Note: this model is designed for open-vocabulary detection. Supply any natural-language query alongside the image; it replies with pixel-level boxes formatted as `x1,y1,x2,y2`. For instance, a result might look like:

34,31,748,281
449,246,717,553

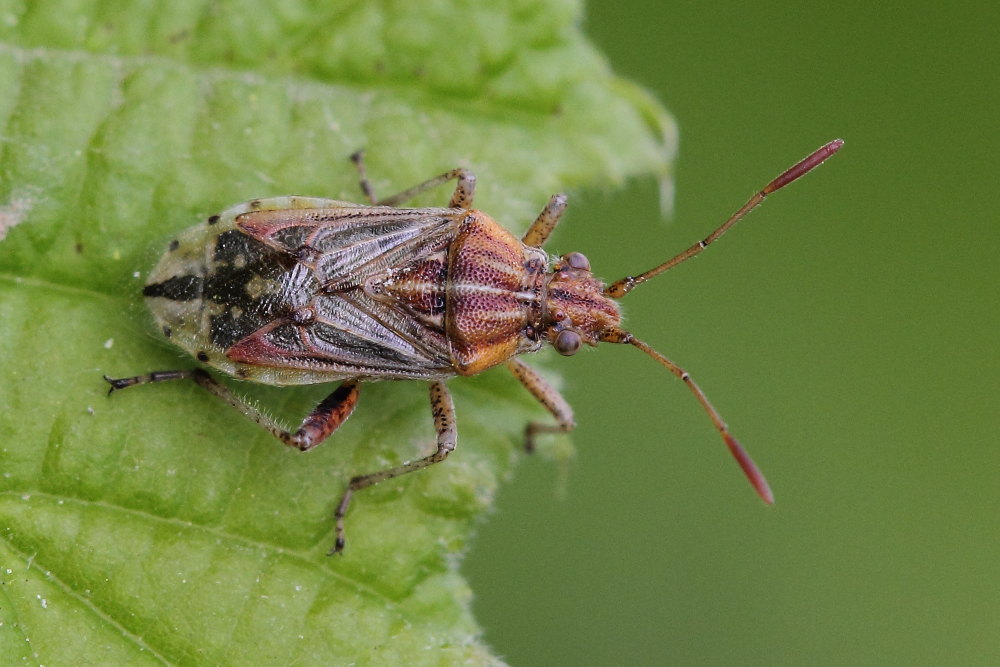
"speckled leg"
521,193,568,248
350,150,476,209
350,150,378,204
506,358,576,452
332,380,456,554
103,370,194,391
105,370,360,452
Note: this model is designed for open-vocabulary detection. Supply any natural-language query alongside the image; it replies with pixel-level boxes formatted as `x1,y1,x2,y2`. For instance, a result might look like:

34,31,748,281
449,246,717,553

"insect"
105,140,843,553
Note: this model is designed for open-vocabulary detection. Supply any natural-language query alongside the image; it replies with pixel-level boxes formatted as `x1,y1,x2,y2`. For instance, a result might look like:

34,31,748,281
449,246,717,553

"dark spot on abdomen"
144,275,204,301
205,229,301,350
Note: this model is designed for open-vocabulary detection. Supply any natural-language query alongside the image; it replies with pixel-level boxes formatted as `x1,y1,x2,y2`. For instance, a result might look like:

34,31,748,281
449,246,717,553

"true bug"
105,140,843,553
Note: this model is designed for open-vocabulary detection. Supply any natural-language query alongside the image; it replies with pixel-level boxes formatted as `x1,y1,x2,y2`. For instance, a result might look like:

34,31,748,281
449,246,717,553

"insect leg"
506,358,576,452
104,370,195,393
348,151,476,209
332,380,456,554
521,193,568,248
192,371,360,451
105,370,360,452
349,150,378,204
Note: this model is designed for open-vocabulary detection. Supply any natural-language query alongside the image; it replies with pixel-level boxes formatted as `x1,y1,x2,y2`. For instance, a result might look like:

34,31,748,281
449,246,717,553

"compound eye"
554,329,583,356
563,252,590,271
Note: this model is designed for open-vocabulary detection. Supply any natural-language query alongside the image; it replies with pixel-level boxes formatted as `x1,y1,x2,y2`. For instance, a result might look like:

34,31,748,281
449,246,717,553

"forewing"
226,290,453,380
225,201,460,380
236,204,461,290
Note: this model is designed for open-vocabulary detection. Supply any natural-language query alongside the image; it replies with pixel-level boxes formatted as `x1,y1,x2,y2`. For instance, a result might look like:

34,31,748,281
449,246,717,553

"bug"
105,139,843,553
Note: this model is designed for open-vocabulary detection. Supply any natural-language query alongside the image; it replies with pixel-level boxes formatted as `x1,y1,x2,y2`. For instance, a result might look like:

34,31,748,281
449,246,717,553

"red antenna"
606,139,844,299
602,140,844,503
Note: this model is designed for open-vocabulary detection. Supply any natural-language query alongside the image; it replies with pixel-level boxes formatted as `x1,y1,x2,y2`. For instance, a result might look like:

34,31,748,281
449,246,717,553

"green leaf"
0,1,674,663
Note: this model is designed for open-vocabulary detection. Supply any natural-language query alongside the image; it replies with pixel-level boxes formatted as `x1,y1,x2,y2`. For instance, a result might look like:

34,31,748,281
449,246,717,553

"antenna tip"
764,138,845,194
723,433,775,505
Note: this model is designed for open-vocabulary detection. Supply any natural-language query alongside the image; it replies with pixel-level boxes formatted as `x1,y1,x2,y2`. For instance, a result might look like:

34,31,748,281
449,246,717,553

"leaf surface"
0,1,674,663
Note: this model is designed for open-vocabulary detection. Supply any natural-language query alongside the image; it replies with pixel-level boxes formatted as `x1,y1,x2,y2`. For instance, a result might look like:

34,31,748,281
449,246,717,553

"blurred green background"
465,1,1000,664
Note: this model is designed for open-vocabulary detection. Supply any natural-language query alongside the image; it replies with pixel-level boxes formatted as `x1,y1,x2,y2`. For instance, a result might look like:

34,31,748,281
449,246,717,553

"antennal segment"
601,327,775,504
605,139,844,299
